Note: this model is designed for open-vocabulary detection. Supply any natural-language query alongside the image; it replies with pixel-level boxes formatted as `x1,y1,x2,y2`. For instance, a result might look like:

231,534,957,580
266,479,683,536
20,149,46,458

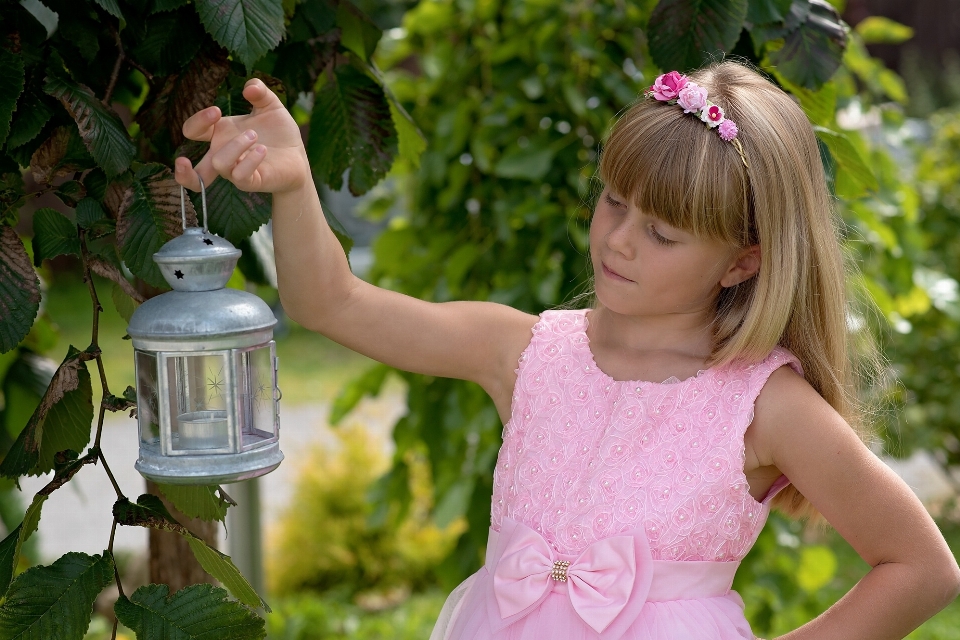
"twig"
99,448,124,499
103,26,125,105
108,519,125,640
127,58,154,84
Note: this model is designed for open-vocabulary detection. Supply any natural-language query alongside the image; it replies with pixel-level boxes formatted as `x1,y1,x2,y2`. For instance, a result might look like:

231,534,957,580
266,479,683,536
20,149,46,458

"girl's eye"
649,225,677,246
604,193,626,208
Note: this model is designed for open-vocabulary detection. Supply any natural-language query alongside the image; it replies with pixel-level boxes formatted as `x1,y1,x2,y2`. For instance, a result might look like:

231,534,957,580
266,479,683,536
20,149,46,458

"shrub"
268,423,465,601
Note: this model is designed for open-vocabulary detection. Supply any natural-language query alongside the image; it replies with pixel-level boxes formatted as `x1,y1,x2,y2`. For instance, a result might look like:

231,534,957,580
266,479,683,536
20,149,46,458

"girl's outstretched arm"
175,79,535,418
749,367,960,640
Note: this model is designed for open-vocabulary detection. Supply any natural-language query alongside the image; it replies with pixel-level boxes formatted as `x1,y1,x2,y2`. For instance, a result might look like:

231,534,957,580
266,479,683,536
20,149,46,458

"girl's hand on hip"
174,78,309,195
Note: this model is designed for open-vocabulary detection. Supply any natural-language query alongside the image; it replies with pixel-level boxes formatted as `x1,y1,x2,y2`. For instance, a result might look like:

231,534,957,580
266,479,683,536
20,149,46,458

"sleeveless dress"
430,310,803,640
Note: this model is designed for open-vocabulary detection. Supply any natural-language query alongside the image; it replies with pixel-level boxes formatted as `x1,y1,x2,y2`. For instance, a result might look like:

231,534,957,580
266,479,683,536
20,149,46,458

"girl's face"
589,188,752,322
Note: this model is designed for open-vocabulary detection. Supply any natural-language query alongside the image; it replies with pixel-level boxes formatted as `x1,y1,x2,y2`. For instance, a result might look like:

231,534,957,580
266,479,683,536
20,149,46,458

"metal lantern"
128,180,282,484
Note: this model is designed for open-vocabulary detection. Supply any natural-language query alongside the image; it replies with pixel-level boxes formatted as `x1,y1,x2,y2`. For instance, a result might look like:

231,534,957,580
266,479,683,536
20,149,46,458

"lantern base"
135,441,284,485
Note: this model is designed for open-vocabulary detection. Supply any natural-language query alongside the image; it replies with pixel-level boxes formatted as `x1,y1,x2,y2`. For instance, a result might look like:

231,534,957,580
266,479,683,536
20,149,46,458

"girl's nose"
606,219,636,259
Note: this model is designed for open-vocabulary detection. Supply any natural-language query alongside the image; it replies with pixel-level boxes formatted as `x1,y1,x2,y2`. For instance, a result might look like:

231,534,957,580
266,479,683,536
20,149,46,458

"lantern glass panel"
136,351,160,446
166,353,231,452
239,343,277,450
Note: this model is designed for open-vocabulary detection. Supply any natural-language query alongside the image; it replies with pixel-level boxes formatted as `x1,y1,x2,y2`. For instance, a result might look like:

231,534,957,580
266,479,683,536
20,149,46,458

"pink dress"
430,310,802,640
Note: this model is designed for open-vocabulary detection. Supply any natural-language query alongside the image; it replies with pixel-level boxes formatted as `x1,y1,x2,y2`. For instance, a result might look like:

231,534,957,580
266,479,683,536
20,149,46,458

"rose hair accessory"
645,71,749,168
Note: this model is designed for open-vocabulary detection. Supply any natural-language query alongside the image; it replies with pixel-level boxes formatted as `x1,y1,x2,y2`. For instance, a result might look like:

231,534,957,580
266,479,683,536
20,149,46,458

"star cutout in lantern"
203,238,214,245
174,270,184,279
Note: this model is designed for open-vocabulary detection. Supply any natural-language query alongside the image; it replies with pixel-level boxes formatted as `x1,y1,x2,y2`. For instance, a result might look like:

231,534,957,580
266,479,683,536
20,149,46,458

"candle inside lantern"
177,410,229,450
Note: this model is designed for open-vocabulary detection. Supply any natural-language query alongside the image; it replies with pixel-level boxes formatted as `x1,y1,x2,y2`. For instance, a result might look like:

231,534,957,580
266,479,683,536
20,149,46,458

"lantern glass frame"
133,341,279,458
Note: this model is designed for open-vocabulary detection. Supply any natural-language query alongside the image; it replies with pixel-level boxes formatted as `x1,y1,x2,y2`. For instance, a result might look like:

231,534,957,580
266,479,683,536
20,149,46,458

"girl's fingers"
231,145,267,189
174,157,203,191
209,129,259,177
243,78,283,112
181,106,221,142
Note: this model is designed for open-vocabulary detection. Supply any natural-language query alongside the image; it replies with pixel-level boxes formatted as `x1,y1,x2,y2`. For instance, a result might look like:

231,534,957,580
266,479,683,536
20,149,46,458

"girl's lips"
602,262,633,282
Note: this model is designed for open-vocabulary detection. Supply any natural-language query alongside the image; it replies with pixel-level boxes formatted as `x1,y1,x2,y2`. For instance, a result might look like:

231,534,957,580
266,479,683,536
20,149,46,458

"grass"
40,270,375,407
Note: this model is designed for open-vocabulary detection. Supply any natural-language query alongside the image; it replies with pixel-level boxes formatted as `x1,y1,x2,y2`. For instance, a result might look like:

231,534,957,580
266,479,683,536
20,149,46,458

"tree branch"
103,26,125,105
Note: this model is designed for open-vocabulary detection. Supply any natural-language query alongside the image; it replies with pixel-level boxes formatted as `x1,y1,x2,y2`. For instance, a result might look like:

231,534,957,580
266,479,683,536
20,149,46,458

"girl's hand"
174,78,309,195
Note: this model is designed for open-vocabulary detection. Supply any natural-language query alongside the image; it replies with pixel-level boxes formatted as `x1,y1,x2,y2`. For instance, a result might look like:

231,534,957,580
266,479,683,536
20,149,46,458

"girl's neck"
587,304,716,363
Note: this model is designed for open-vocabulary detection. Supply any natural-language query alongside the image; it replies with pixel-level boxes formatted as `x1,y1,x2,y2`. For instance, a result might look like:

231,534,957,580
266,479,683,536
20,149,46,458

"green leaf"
185,538,267,610
814,127,877,195
0,492,49,597
746,0,792,24
329,363,390,425
647,0,749,72
156,484,231,522
53,180,86,209
388,95,426,169
854,16,913,45
493,142,555,181
768,0,847,90
113,494,187,534
0,48,25,147
115,583,265,640
129,6,204,77
118,164,195,288
110,283,139,324
0,225,41,354
5,88,54,150
31,208,79,267
75,198,106,230
0,524,20,597
308,63,398,196
188,177,272,246
335,1,381,63
0,346,93,478
193,0,285,69
0,551,114,640
43,75,135,178
92,0,123,19
33,361,92,476
776,75,837,126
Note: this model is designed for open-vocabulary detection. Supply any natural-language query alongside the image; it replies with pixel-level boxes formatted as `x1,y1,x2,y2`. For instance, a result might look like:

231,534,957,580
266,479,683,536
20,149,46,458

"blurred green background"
11,0,959,637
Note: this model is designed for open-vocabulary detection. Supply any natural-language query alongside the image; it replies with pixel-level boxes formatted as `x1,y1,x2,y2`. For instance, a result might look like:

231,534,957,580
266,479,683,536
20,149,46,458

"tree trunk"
146,481,219,590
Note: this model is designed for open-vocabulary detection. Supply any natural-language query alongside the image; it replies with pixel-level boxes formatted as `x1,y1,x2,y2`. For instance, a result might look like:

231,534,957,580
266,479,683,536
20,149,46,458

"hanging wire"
179,175,210,233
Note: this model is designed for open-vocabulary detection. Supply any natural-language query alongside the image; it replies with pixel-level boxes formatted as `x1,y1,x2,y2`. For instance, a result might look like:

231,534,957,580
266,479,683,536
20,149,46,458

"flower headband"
644,71,749,168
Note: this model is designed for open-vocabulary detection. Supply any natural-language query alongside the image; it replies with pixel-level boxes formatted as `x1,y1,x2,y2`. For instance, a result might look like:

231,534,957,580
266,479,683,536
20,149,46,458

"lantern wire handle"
179,185,187,231
198,174,209,233
178,176,210,233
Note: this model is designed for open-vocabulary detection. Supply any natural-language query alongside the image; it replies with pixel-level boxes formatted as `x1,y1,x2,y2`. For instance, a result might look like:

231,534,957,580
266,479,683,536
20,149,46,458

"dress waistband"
484,518,740,640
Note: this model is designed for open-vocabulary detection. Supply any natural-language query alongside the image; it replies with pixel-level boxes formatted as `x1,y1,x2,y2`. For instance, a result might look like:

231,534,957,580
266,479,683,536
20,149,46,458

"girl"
175,61,960,639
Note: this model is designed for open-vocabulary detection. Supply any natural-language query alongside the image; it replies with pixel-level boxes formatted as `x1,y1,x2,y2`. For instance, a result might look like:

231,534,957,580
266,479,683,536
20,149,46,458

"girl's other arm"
175,79,535,413
750,367,960,640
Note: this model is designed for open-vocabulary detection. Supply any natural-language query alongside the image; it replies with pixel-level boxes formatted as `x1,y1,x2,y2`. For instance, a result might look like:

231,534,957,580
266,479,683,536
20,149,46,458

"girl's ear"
720,244,761,288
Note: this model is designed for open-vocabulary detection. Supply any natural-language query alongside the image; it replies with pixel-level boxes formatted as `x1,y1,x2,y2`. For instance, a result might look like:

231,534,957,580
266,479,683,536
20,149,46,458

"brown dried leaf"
138,49,230,149
0,225,41,353
88,257,145,303
30,127,76,184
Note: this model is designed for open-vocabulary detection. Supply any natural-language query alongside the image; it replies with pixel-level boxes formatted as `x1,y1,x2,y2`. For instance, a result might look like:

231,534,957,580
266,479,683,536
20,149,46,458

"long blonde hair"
598,61,874,520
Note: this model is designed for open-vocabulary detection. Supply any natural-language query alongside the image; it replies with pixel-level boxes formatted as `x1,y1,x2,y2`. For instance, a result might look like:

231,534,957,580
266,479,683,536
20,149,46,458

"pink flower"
651,71,688,101
718,119,738,141
699,103,724,128
677,82,708,113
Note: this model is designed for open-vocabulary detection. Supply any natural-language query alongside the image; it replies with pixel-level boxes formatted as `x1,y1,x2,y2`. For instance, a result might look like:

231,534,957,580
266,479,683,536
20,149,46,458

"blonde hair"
598,61,875,520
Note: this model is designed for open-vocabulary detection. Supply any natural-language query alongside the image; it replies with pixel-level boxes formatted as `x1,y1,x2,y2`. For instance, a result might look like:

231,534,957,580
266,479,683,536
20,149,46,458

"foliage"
265,590,444,640
882,106,960,465
268,424,464,599
0,0,412,637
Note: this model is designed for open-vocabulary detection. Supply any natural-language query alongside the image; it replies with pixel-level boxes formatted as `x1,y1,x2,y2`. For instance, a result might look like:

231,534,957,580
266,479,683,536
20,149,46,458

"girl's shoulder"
724,346,804,407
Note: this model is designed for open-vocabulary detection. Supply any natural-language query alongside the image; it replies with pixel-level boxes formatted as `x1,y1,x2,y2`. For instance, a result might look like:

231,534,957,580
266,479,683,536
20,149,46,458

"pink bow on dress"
490,518,654,638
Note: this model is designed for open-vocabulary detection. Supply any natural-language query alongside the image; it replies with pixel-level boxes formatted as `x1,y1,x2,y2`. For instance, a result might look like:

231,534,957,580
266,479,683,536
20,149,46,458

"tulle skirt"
430,520,756,640
430,568,755,640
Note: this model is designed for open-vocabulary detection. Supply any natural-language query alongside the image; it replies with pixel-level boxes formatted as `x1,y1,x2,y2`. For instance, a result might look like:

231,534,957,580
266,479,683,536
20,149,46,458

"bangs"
598,98,753,246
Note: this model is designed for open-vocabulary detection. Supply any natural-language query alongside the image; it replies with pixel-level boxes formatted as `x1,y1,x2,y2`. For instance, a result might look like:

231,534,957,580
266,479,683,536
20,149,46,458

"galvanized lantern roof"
127,182,277,351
